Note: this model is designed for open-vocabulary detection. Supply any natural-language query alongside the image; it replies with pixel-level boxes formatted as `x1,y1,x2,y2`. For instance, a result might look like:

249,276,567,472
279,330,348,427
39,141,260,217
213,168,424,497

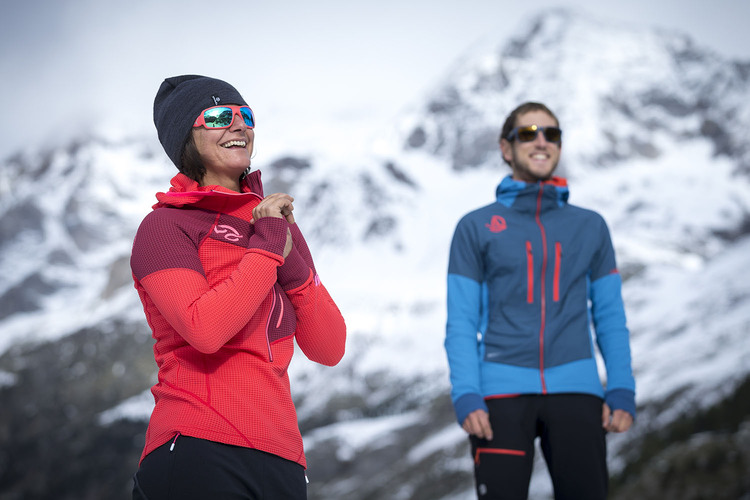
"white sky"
2,0,749,161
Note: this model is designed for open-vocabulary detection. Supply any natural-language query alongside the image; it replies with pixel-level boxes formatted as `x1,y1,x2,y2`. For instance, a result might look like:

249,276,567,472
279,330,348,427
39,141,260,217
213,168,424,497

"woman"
130,75,346,499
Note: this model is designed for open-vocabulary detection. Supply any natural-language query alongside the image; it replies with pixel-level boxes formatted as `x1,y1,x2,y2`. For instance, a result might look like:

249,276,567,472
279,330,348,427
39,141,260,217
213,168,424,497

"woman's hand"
252,193,295,258
253,193,295,223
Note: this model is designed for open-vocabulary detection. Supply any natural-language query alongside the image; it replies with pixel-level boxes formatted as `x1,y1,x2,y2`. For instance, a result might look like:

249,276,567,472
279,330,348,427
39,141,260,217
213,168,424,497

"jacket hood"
496,175,569,211
153,170,265,210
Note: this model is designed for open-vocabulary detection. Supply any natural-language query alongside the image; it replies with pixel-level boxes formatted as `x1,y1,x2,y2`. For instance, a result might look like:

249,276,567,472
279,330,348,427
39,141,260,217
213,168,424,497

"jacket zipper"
553,242,561,302
534,187,548,394
169,432,181,452
525,241,534,303
276,290,284,328
265,291,277,362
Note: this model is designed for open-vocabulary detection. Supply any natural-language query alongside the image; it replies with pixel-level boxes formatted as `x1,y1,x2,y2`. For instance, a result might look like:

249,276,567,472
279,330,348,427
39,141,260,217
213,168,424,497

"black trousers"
132,435,307,500
469,394,608,500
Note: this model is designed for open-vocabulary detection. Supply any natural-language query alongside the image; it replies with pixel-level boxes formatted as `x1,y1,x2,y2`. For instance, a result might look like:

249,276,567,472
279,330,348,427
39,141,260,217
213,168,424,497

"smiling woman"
129,75,347,500
188,107,255,191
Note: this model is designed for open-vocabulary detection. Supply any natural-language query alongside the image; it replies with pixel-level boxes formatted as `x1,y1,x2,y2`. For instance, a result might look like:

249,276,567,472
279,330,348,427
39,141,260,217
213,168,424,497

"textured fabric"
445,175,635,426
153,75,248,169
131,170,346,468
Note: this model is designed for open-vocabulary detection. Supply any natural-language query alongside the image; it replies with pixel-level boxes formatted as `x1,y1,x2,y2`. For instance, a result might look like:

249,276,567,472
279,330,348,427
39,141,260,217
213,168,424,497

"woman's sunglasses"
506,125,562,143
193,105,255,129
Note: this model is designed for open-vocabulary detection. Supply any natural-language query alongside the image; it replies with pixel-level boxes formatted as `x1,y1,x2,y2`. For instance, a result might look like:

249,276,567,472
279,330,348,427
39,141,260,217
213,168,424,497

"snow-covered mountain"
1,9,749,499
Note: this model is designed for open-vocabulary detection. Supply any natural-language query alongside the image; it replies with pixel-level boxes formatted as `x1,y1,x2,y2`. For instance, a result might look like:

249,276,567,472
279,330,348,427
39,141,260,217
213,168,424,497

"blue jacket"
445,175,635,425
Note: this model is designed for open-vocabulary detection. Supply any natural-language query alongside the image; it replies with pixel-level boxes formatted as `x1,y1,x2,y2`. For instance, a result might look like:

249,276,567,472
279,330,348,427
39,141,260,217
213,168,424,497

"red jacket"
130,171,346,468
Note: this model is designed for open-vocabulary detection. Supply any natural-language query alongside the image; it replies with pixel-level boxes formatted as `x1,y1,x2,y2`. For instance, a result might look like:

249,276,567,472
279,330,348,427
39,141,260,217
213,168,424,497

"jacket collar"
495,175,570,213
153,170,265,209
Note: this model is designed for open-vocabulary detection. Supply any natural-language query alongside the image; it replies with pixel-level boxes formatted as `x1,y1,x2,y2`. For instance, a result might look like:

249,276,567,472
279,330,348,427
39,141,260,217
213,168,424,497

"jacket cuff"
248,217,287,257
453,393,488,426
605,388,636,419
276,246,311,291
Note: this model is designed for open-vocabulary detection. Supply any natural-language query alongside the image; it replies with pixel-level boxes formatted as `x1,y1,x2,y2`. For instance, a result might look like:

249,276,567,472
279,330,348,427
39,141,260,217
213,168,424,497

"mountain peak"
396,9,750,175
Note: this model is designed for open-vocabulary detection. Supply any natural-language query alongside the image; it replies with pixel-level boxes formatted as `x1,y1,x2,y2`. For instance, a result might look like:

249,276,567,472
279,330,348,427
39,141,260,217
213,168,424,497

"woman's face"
192,110,255,189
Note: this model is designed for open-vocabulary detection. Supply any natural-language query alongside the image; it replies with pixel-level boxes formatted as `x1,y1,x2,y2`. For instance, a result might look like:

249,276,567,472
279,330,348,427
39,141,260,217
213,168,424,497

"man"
445,102,635,499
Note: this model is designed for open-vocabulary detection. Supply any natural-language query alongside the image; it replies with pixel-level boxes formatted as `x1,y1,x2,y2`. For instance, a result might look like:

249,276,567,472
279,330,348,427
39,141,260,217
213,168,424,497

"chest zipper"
553,242,562,302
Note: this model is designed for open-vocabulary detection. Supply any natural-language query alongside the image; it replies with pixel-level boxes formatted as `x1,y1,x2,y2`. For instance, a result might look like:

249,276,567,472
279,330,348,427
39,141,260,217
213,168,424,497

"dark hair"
500,102,559,143
179,133,206,182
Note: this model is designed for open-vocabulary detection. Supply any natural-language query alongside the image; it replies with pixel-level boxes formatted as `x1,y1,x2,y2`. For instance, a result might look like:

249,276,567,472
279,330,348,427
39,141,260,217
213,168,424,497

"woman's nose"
230,112,247,130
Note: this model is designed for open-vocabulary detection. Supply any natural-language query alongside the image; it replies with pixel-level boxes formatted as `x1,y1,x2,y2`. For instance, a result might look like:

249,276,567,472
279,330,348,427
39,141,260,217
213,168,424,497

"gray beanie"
153,75,248,169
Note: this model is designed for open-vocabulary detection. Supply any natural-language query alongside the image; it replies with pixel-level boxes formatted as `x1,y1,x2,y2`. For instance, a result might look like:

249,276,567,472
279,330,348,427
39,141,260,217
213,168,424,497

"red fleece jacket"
130,171,346,468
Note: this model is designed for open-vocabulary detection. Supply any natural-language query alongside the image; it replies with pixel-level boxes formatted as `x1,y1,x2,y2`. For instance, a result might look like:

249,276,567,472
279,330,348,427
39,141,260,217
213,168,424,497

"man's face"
500,110,561,183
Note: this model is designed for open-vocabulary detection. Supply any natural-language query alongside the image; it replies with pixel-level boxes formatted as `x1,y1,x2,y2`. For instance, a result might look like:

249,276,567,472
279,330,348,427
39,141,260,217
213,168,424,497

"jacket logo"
214,224,241,242
485,215,507,233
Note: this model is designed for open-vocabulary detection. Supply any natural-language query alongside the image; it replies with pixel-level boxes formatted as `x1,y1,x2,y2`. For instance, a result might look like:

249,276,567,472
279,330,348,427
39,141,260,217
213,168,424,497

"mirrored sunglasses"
507,125,562,143
193,105,255,129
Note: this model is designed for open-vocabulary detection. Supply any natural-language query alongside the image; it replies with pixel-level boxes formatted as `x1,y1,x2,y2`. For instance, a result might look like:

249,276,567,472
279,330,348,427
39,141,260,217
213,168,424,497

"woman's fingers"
252,193,295,220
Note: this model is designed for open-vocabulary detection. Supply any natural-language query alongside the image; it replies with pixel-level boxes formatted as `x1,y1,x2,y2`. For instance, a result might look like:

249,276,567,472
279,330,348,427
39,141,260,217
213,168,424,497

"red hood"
153,170,265,210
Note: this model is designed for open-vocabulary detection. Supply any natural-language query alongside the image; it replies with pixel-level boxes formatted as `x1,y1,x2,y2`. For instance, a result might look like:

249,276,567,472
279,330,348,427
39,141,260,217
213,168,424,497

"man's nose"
533,130,549,145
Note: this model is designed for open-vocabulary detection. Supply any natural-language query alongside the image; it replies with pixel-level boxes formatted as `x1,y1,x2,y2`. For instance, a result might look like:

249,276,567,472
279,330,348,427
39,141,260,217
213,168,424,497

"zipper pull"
169,432,180,452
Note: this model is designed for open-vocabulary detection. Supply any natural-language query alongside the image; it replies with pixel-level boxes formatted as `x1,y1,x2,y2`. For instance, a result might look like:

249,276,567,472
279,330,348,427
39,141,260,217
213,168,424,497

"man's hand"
602,404,633,433
462,409,493,440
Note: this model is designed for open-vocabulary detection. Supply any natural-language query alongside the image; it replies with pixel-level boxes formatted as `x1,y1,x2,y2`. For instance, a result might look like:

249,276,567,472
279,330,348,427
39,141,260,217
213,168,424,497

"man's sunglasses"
193,105,255,129
506,125,562,143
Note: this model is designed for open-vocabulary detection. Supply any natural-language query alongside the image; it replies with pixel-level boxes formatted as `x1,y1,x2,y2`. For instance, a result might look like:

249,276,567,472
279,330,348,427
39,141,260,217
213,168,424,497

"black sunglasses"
506,125,562,143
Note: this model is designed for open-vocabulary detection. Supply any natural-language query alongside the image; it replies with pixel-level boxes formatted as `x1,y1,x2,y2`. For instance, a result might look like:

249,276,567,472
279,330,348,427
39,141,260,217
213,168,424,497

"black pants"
132,435,307,499
469,394,608,500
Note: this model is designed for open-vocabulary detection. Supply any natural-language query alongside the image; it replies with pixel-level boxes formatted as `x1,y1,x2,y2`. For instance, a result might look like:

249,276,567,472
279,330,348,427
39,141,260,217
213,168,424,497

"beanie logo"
212,95,221,105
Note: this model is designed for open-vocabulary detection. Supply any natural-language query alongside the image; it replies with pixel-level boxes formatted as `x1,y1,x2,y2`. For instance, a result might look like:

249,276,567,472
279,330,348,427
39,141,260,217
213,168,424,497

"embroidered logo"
485,215,507,233
214,224,241,242
212,95,221,105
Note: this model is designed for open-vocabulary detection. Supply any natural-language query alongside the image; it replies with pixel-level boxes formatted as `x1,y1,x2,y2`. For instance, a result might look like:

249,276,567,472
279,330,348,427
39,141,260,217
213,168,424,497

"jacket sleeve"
278,223,346,366
131,213,287,354
589,216,636,418
445,216,488,425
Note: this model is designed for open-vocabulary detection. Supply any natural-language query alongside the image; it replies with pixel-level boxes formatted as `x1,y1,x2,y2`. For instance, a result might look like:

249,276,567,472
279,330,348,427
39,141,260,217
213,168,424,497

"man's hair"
499,102,560,143
180,133,207,182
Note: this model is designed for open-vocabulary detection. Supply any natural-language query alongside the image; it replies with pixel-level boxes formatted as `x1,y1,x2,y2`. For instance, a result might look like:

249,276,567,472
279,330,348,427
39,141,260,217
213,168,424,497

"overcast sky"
2,0,749,161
